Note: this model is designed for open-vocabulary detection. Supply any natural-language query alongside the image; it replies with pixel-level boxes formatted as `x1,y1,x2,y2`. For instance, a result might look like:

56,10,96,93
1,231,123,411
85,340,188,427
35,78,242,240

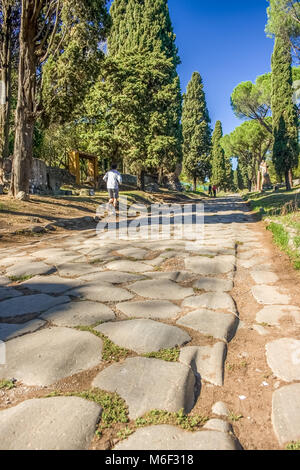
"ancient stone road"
0,196,300,450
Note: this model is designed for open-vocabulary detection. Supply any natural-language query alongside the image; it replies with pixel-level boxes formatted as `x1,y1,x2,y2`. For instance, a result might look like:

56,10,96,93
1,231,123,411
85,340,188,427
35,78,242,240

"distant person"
208,184,212,197
213,185,217,198
103,163,122,210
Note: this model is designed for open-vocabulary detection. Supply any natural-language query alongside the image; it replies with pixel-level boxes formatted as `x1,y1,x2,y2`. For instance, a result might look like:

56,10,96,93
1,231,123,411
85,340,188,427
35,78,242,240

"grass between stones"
267,222,300,270
286,441,300,450
0,380,16,390
142,347,180,362
75,325,131,362
134,409,209,431
8,274,34,283
228,411,244,422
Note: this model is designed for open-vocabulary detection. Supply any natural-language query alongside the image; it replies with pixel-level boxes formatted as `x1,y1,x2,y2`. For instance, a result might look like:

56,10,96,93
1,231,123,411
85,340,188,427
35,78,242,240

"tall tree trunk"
193,176,197,192
289,169,293,189
158,167,164,186
285,169,291,191
11,2,37,198
0,3,12,185
137,169,145,191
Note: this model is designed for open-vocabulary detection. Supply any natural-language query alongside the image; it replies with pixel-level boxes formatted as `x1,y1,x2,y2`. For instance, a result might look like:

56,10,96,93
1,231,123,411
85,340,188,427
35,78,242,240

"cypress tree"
106,0,182,188
211,121,227,189
271,36,298,190
182,72,211,191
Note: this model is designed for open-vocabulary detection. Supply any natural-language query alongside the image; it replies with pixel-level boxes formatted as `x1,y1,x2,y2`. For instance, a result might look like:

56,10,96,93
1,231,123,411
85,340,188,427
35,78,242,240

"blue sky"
168,0,274,136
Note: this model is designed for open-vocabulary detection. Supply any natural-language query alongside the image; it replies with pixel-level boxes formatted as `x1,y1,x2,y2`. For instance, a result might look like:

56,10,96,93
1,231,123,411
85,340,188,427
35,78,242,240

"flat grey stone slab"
67,284,133,303
92,357,195,419
0,294,70,321
21,275,83,294
0,276,10,286
252,286,290,305
177,309,237,342
142,271,194,282
114,425,239,450
56,263,99,278
128,279,194,300
0,286,22,301
203,419,232,434
41,301,115,327
105,260,152,273
6,261,55,278
0,256,29,267
266,338,300,382
0,319,46,342
183,293,236,313
116,300,181,320
115,247,148,259
79,271,144,284
185,256,235,275
272,384,300,446
193,278,233,293
250,271,279,284
256,305,300,326
0,397,102,450
0,327,103,386
95,319,190,354
179,343,227,386
212,402,230,417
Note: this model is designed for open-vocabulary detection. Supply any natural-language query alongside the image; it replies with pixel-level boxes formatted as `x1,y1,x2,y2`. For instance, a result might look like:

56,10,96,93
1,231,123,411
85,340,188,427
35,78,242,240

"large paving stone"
115,247,148,259
0,294,70,322
116,300,181,320
256,305,300,326
114,425,240,450
0,319,46,342
0,276,10,286
179,343,227,386
128,279,194,300
0,286,22,301
250,271,279,285
182,293,236,313
56,263,99,278
177,309,238,342
6,261,55,278
105,260,152,273
185,256,235,275
41,301,115,327
0,327,103,386
92,357,195,419
79,271,144,284
272,384,300,446
266,338,300,382
142,271,195,282
21,275,83,294
193,278,233,293
252,286,290,305
66,283,134,303
0,397,102,450
95,319,190,354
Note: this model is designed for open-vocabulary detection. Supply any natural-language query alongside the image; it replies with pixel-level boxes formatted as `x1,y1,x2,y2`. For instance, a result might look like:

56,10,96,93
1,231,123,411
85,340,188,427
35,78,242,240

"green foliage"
211,121,227,189
75,326,131,362
0,380,16,390
142,347,180,362
286,441,300,450
99,0,182,177
271,36,299,184
182,72,212,187
135,409,208,431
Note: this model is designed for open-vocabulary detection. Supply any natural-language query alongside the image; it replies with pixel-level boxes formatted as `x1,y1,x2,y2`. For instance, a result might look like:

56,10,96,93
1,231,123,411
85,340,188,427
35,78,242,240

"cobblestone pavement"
0,196,299,450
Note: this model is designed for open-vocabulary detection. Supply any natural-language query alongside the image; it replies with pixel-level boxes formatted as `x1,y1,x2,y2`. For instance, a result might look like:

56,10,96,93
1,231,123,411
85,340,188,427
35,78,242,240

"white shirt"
103,170,122,189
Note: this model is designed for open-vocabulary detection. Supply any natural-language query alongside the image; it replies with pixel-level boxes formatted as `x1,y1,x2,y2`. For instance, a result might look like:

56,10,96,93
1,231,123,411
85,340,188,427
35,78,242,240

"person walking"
208,184,212,197
212,185,217,198
103,163,122,210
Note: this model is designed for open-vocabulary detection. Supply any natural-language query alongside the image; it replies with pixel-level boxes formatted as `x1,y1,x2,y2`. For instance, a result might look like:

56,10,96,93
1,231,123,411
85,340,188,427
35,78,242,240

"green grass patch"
8,274,34,283
0,380,16,390
135,409,209,432
244,188,299,216
143,348,180,362
267,222,300,270
286,441,300,450
228,411,243,422
75,326,131,362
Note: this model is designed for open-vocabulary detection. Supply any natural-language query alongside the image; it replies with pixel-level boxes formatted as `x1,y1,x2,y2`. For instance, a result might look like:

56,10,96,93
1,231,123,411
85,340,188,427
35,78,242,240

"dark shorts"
108,188,119,199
